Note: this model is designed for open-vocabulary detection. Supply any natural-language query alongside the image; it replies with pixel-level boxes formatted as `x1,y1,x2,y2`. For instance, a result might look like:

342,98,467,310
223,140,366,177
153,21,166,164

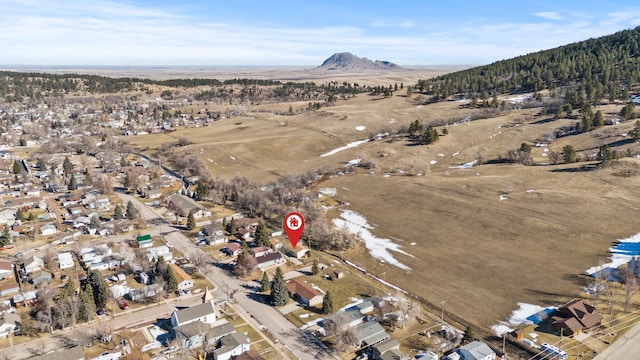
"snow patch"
389,119,396,124
318,188,337,197
449,160,478,169
452,151,460,157
355,126,366,131
320,139,369,157
333,210,413,271
499,195,508,201
410,242,417,245
586,231,640,275
438,153,444,157
491,303,549,336
229,155,236,161
347,158,362,166
430,160,438,165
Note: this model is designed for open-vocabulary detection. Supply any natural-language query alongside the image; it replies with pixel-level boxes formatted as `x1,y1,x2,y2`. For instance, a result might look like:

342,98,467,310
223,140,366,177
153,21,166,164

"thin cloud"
533,11,564,21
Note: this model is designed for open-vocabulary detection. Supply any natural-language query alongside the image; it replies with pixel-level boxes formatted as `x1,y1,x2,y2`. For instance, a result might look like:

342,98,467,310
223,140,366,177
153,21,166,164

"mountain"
319,52,399,70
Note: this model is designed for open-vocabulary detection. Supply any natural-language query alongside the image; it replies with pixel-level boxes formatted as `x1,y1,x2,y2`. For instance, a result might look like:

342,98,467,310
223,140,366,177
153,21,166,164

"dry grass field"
127,68,640,331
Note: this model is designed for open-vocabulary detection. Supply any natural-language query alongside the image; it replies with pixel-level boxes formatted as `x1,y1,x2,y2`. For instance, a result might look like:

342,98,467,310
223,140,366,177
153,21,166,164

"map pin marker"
283,212,304,248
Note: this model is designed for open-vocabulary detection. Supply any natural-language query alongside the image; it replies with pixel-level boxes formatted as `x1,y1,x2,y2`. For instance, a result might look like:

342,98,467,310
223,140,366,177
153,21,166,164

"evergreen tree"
563,145,577,163
463,325,475,342
37,158,47,171
633,120,640,142
79,285,96,321
594,110,604,128
125,200,137,220
63,156,73,176
260,271,271,292
89,215,100,229
186,210,196,230
226,218,237,234
12,160,21,174
68,175,78,190
311,259,320,275
16,208,25,221
113,204,124,219
164,265,178,293
0,226,9,246
87,270,108,309
269,267,289,306
519,143,532,154
321,291,334,314
254,221,270,247
28,212,36,221
59,280,76,300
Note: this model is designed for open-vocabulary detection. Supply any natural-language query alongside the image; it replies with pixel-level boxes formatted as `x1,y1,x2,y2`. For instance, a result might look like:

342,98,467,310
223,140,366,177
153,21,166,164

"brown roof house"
552,299,602,335
285,278,323,307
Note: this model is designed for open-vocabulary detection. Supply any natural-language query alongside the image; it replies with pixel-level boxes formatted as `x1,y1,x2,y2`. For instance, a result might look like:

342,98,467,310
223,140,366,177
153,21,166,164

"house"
444,341,496,360
0,281,20,296
236,350,265,360
353,322,389,347
146,245,173,262
128,284,162,302
22,255,44,274
333,270,344,280
12,290,37,307
0,208,15,226
223,243,242,257
370,338,401,360
167,194,211,218
0,312,20,337
58,252,75,270
250,246,272,258
286,247,310,259
174,319,235,350
145,189,162,199
285,278,323,307
89,348,122,360
335,308,365,328
170,299,216,328
552,299,602,335
213,332,251,360
136,234,153,248
31,272,52,286
169,263,194,291
40,224,57,236
255,252,285,270
31,346,84,360
0,260,14,280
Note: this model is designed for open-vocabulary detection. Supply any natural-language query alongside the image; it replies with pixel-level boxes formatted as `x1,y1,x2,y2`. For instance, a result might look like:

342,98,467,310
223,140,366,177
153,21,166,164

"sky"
2,0,640,66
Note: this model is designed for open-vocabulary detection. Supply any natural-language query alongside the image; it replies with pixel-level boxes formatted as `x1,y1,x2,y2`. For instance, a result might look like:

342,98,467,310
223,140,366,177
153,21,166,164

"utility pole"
441,301,446,326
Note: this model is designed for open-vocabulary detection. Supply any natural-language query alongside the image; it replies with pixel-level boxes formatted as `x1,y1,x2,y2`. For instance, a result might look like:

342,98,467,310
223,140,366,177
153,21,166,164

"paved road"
1,294,202,360
594,320,640,360
116,192,332,360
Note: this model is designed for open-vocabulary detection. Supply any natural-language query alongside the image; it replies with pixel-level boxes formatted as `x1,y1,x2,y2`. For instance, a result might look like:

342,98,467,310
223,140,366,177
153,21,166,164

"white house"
213,333,251,360
22,256,44,274
89,348,122,360
58,252,74,270
169,264,194,291
40,224,57,236
146,245,173,262
170,299,216,328
445,341,496,360
0,260,14,280
0,312,20,338
0,209,15,226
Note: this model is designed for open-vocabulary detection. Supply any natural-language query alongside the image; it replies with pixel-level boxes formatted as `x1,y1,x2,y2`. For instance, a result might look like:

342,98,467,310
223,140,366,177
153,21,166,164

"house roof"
255,252,283,265
460,340,495,360
168,194,203,214
285,278,322,302
217,332,250,352
174,300,215,325
380,349,404,360
58,252,74,264
236,350,265,360
0,260,13,272
225,243,241,252
0,281,20,292
210,321,236,340
353,321,389,345
250,246,271,256
175,320,210,338
373,337,400,354
554,299,602,332
0,312,20,327
169,263,192,285
32,346,84,360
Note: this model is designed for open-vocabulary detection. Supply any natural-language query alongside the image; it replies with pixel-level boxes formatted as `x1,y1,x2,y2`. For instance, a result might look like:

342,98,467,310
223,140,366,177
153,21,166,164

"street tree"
125,200,138,220
254,220,270,247
186,210,196,231
113,204,124,219
322,291,334,314
311,259,320,275
260,272,271,293
87,270,108,309
270,267,289,306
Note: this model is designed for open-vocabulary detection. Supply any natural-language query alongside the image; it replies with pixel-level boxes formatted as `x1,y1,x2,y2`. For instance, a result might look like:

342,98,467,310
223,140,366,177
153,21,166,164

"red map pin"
283,212,304,248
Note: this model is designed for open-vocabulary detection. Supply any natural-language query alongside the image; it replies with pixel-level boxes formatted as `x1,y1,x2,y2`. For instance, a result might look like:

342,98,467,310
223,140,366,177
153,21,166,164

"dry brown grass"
128,69,640,332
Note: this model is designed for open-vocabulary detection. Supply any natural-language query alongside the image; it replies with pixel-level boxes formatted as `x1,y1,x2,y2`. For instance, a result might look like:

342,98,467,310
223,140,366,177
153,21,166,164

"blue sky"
2,0,640,66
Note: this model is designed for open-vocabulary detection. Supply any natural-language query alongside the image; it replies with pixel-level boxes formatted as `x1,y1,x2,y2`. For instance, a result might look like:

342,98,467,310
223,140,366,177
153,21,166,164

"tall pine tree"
322,291,334,314
269,267,289,306
254,221,270,247
260,271,271,292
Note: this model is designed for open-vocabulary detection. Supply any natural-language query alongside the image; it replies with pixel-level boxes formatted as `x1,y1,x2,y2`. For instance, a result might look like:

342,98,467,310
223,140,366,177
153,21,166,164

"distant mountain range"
318,52,399,71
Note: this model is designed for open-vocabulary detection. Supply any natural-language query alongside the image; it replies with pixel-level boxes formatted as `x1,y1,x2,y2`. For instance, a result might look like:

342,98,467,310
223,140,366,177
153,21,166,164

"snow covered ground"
332,210,413,271
491,303,553,336
320,139,369,157
318,187,337,197
586,231,640,275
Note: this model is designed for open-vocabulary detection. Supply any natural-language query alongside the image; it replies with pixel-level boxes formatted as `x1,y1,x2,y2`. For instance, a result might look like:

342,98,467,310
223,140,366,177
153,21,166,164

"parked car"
97,308,105,316
120,301,129,310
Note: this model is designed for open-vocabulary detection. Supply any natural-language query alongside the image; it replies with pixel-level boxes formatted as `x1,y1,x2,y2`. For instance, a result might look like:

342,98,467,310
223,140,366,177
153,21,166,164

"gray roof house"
171,299,217,328
445,341,496,360
167,194,211,218
213,332,251,360
353,322,389,347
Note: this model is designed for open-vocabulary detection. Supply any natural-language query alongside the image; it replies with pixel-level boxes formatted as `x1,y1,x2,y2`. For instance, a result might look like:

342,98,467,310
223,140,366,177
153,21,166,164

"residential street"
594,320,640,360
116,192,333,360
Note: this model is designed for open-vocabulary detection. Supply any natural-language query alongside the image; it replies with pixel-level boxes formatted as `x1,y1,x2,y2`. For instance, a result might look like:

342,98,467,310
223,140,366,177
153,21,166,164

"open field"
123,68,640,333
